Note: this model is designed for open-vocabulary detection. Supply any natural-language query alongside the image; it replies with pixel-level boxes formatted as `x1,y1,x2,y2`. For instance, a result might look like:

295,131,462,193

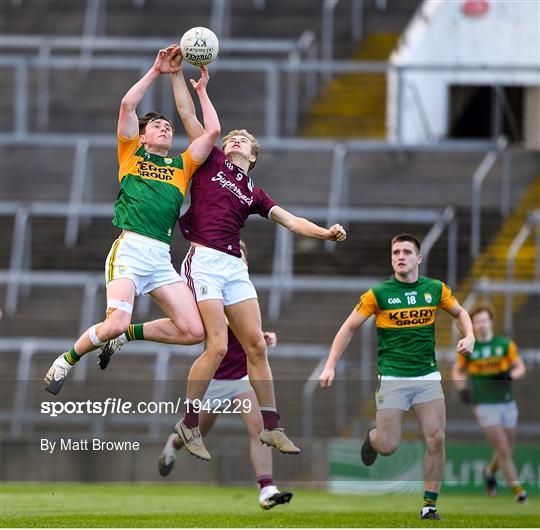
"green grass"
1,483,539,527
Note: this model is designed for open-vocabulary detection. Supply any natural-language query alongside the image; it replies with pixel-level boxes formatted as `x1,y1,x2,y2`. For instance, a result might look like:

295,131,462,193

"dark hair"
391,233,421,253
138,112,174,135
469,302,495,322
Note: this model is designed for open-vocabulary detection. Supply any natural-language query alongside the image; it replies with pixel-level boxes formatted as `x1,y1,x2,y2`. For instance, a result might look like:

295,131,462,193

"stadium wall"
387,0,540,143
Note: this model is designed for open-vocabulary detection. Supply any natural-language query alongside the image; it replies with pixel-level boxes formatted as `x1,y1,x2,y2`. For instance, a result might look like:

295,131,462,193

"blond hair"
222,129,260,171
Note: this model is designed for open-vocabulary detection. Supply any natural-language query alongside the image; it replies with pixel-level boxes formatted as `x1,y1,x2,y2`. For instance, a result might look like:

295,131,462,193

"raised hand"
153,45,182,74
189,65,209,92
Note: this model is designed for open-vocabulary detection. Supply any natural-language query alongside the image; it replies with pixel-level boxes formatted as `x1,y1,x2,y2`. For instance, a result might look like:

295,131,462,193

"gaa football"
180,26,219,66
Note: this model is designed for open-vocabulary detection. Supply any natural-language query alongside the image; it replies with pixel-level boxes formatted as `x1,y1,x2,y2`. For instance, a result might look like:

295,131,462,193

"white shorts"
202,375,254,409
375,372,444,411
105,231,181,296
181,246,257,305
475,401,518,429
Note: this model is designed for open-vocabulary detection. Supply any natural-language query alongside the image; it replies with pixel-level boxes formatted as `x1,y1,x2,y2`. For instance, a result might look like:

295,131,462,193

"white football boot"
43,354,74,395
259,485,293,510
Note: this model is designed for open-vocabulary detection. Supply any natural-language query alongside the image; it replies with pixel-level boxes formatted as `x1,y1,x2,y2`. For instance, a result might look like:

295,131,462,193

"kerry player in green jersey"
319,234,475,520
452,303,527,502
44,45,220,394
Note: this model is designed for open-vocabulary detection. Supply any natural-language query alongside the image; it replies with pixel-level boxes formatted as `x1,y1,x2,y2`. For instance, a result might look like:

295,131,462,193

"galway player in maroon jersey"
158,241,293,510
169,62,345,461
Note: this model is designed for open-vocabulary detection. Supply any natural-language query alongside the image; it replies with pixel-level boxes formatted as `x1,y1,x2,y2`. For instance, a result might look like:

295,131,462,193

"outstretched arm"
118,45,180,139
187,65,221,162
270,206,346,241
170,51,205,142
319,310,368,388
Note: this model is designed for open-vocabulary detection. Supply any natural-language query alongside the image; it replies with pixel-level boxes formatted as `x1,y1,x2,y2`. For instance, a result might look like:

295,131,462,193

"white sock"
259,485,279,500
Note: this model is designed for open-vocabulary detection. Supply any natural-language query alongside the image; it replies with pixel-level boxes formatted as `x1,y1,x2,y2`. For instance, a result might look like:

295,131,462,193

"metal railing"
262,205,457,319
2,202,112,316
457,276,540,342
1,200,457,322
0,134,495,244
2,337,538,440
301,317,375,439
470,136,509,258
0,338,327,438
1,30,316,134
0,33,316,57
322,0,364,68
301,340,540,439
4,48,537,141
505,210,540,333
456,210,540,339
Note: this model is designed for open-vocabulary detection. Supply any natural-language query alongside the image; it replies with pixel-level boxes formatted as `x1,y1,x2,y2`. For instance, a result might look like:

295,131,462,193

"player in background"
43,46,220,394
158,240,293,511
319,234,475,520
101,53,346,461
452,303,527,502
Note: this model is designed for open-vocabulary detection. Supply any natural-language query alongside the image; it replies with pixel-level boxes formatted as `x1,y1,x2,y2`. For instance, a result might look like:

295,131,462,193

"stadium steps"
0,0,214,37
437,175,540,347
300,32,398,139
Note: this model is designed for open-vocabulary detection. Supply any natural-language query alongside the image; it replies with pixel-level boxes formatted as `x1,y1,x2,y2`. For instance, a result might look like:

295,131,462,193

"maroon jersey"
214,328,248,380
179,147,277,258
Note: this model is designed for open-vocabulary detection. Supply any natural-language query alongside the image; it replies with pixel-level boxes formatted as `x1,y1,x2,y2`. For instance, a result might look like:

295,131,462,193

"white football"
180,27,219,66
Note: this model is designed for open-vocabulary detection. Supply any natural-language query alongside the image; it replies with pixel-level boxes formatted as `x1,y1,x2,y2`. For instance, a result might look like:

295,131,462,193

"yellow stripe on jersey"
355,289,378,317
458,340,519,375
375,306,437,329
117,135,202,195
507,341,518,363
465,356,513,375
439,282,457,311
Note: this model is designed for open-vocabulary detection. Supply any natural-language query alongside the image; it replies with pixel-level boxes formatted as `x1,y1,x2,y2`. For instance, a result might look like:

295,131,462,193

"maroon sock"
257,475,274,490
183,400,199,428
172,436,183,450
261,409,280,430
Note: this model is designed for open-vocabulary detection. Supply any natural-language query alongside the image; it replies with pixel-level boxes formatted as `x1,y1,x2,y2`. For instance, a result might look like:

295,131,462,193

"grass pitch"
1,483,538,527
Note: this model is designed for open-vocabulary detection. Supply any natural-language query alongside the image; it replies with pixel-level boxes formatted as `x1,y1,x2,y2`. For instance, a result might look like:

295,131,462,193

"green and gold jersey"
456,336,518,404
356,276,457,377
113,135,203,244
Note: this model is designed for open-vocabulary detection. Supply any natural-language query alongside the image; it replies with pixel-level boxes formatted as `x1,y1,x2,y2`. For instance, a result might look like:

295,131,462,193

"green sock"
423,490,438,508
126,323,144,341
64,347,81,365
